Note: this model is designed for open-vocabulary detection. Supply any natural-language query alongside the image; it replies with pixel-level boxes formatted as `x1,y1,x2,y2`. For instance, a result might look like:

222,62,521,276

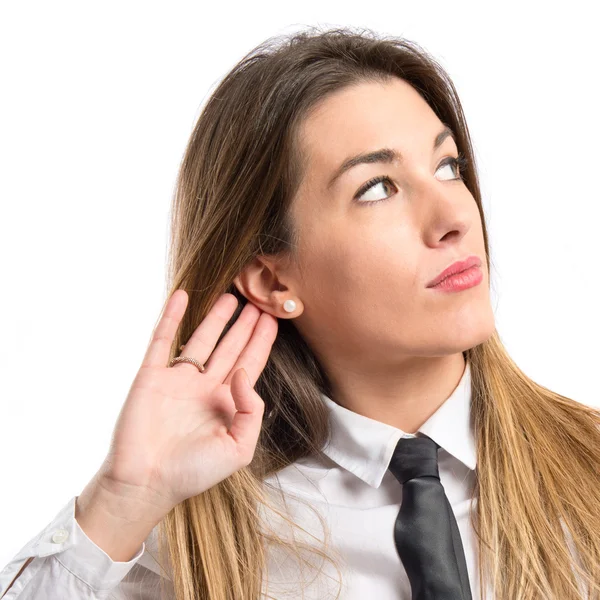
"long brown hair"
149,25,600,599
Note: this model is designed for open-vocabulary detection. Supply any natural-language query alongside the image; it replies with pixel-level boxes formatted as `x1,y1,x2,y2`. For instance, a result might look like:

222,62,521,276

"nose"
411,177,472,245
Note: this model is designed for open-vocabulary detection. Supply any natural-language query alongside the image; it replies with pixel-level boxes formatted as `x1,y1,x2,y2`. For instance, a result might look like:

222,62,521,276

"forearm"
75,474,169,562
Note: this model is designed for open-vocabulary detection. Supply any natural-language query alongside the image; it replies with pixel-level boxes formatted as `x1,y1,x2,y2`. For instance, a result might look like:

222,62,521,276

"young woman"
2,26,599,600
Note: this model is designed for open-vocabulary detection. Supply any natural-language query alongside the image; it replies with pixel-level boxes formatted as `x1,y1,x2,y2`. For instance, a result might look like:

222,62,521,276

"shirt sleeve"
0,495,160,600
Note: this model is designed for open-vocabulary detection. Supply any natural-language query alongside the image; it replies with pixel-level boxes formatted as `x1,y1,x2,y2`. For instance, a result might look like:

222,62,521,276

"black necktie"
388,434,473,600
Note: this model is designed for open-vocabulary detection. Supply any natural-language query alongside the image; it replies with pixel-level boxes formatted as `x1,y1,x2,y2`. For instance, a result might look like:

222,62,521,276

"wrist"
78,471,173,528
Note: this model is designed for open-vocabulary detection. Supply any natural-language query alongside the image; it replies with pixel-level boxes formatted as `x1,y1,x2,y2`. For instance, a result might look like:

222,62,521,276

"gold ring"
168,356,206,373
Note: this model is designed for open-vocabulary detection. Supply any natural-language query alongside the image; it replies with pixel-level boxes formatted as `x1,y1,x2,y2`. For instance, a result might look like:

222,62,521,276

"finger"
142,289,188,368
222,312,278,387
227,368,265,460
174,293,241,372
200,301,263,380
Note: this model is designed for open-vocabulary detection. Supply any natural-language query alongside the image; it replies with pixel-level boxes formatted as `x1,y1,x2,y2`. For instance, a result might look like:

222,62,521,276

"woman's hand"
97,289,278,514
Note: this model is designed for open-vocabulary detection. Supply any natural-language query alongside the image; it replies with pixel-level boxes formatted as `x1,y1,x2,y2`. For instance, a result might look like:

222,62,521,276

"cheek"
304,231,419,319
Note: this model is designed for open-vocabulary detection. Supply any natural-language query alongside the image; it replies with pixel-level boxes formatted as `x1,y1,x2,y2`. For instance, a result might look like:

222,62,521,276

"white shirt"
0,360,493,599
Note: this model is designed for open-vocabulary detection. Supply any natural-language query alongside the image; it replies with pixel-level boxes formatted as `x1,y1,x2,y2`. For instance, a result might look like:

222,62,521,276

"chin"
436,309,496,354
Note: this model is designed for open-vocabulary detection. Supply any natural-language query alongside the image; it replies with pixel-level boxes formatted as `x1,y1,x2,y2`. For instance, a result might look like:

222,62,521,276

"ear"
233,255,303,318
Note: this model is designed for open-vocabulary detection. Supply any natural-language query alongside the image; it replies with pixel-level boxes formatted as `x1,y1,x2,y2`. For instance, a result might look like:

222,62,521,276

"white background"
1,1,598,568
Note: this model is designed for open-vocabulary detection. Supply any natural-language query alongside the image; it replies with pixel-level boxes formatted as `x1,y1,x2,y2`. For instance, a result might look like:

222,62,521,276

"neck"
323,352,467,434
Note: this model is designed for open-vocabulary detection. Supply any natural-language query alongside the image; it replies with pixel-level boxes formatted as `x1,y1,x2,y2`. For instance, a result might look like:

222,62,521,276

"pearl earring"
283,299,296,313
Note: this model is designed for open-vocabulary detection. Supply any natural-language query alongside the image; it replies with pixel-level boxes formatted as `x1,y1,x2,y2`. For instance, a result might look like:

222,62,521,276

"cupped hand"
98,289,278,513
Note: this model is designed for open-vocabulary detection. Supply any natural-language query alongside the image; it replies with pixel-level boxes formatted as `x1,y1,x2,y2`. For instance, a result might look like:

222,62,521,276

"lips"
426,255,482,288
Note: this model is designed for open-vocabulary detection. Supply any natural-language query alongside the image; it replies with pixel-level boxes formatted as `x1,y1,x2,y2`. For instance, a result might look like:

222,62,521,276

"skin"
234,77,495,434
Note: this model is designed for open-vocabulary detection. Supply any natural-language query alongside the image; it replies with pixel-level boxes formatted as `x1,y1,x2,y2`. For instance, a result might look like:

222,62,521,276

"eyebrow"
326,125,456,191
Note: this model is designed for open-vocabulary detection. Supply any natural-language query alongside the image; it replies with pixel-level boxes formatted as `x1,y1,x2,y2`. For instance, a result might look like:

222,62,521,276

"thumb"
228,368,264,452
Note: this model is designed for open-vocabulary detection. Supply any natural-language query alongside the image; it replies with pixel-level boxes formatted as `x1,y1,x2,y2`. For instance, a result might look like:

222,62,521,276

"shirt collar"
318,359,476,488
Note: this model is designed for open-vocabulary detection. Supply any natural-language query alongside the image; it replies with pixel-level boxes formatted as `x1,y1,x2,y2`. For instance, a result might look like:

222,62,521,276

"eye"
353,153,469,206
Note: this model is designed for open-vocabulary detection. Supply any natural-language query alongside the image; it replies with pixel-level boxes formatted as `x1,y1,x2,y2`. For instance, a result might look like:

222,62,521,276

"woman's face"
242,77,495,369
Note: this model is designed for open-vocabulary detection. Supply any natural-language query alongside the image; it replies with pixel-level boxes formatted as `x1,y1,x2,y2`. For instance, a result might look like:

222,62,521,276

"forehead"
297,78,448,185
